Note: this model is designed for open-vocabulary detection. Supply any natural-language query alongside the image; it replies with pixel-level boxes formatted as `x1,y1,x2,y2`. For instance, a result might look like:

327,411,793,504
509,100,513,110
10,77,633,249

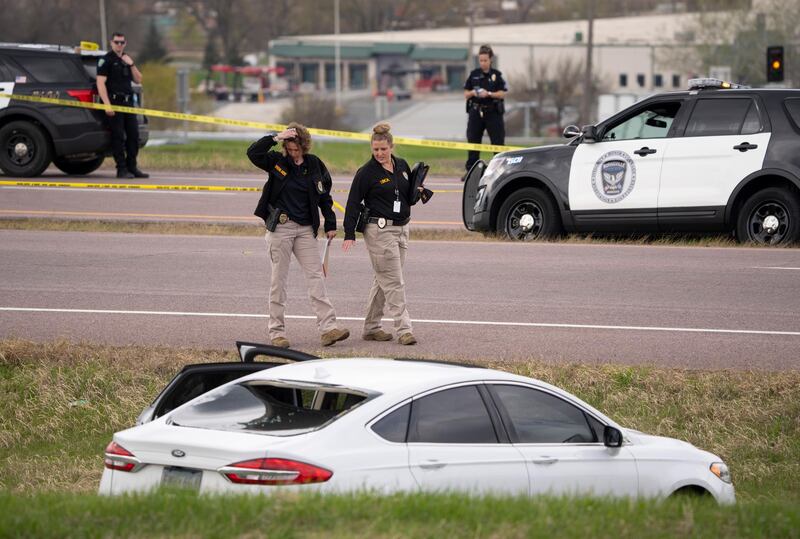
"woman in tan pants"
342,123,419,345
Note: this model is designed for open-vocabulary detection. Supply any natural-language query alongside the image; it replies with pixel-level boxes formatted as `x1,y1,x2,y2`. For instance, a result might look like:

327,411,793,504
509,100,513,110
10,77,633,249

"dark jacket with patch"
248,135,336,237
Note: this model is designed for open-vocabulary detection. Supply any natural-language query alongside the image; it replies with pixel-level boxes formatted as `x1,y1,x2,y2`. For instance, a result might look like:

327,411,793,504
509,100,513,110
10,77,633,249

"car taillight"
67,89,96,103
219,458,332,486
104,441,142,472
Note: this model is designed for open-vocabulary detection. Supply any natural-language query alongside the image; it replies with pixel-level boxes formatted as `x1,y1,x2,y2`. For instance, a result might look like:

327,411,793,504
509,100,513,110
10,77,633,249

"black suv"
463,79,800,245
0,43,148,177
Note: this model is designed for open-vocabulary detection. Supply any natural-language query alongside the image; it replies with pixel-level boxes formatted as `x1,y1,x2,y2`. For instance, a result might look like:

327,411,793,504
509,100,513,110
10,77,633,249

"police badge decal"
591,150,636,203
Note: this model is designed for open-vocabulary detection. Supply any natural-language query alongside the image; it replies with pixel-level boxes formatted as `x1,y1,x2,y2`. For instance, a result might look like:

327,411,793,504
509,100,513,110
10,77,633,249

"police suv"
0,42,148,177
463,79,800,245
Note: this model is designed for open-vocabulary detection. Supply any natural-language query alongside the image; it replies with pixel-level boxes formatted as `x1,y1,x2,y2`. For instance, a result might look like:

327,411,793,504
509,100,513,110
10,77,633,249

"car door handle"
531,457,559,465
733,142,758,152
634,147,657,156
419,460,447,470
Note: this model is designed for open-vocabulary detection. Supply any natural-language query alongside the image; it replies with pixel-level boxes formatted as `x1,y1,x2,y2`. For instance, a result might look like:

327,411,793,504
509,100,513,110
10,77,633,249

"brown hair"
282,122,311,155
478,44,494,58
371,122,393,146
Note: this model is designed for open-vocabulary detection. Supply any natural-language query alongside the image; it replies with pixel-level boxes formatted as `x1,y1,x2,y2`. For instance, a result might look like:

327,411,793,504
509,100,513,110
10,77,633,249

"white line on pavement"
752,266,800,271
2,307,799,337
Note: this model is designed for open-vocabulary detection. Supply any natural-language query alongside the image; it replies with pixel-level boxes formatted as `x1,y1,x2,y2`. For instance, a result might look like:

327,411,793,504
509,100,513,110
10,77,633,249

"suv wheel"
0,120,53,177
497,187,562,241
736,187,800,245
53,155,105,176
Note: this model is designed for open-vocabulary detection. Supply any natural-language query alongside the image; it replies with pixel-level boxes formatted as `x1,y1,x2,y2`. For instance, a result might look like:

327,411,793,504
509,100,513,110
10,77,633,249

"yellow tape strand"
0,92,522,153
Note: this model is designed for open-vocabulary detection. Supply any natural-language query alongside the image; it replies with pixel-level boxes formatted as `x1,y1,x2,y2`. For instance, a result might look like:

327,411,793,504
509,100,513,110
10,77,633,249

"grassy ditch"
1,490,798,538
135,139,487,177
1,339,798,503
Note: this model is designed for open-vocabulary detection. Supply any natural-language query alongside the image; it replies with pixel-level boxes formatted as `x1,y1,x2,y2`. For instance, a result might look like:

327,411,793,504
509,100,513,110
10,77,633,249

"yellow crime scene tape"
0,92,523,153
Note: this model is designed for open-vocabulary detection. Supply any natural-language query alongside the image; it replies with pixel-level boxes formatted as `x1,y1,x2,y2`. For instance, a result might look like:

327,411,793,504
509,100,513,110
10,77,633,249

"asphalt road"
2,229,799,370
0,169,464,229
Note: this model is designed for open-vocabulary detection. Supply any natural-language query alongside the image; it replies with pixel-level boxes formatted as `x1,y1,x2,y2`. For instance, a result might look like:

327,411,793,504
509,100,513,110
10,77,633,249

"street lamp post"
334,0,341,109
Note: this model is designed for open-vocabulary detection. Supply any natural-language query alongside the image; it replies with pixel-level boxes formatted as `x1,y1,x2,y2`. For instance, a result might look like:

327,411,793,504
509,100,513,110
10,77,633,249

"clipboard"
321,237,333,277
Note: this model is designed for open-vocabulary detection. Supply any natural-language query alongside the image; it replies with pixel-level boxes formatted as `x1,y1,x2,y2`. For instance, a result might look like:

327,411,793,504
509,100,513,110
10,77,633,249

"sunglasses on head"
113,40,126,45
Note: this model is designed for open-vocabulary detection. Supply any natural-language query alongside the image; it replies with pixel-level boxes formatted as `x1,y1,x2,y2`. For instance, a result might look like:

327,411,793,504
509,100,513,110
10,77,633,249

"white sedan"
100,354,735,503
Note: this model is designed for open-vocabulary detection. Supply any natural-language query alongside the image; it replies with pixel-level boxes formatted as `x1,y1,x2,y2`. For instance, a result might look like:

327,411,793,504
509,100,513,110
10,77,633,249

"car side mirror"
562,124,581,139
603,425,623,447
581,124,599,142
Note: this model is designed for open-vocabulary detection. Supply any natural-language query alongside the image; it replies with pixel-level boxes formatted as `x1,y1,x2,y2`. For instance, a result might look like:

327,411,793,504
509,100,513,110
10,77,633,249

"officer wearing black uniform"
96,32,148,179
464,44,507,177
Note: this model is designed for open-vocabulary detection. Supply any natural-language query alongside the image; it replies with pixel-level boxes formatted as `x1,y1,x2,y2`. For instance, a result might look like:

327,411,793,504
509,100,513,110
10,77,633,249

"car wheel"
496,187,562,241
0,120,53,177
735,187,800,246
53,155,105,176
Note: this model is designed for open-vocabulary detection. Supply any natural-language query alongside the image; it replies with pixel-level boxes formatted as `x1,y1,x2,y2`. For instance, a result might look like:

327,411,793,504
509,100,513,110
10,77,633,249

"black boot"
130,167,149,178
116,168,134,179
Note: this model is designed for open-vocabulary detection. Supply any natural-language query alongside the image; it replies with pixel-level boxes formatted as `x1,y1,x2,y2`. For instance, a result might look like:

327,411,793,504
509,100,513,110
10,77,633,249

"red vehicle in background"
205,64,286,102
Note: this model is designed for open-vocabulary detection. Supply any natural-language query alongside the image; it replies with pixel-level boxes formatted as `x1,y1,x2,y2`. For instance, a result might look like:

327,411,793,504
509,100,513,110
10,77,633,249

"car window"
408,385,498,444
0,55,29,82
740,102,762,134
169,381,367,436
490,384,596,444
603,101,682,141
372,403,410,442
784,98,800,132
684,98,754,137
11,54,88,83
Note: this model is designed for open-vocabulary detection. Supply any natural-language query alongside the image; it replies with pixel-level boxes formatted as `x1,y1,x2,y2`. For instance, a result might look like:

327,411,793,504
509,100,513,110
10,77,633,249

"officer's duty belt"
368,216,410,228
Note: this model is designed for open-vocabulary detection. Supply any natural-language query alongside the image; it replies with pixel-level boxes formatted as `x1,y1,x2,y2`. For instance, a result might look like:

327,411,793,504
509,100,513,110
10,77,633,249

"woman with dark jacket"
247,123,349,348
342,122,419,345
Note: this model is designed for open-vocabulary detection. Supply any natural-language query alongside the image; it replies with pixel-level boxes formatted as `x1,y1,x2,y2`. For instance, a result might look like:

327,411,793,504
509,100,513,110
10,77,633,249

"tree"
138,18,169,64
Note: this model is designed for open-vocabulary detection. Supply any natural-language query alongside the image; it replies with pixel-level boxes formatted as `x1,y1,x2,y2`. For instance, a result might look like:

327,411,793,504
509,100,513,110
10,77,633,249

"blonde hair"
371,122,393,146
282,122,312,155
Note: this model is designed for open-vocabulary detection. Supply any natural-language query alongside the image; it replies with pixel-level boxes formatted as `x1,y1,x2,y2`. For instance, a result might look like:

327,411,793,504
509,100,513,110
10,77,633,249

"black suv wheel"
736,187,800,245
497,187,562,241
0,120,52,177
53,155,105,176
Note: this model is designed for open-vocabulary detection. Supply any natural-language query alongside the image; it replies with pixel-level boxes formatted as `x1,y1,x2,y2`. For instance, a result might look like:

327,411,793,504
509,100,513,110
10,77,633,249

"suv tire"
736,187,800,245
53,155,105,176
0,120,53,177
497,187,562,241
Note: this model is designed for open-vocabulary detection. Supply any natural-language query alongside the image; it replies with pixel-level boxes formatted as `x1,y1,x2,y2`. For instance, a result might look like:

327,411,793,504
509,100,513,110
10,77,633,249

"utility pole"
466,2,475,74
99,0,108,45
334,0,341,109
581,0,595,125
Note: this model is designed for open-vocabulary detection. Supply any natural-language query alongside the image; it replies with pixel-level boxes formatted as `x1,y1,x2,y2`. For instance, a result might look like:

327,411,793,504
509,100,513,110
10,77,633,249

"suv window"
684,98,757,137
169,381,367,436
603,101,682,141
11,54,87,83
408,385,498,444
372,403,410,442
489,384,596,444
784,98,800,131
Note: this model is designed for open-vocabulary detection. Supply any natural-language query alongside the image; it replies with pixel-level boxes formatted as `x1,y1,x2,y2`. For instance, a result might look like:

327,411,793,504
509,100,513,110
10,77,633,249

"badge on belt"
279,213,289,224
377,217,387,229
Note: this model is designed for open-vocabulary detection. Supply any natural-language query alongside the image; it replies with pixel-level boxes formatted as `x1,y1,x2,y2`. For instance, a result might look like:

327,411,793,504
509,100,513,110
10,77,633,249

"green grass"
1,490,798,538
1,340,798,537
135,139,492,177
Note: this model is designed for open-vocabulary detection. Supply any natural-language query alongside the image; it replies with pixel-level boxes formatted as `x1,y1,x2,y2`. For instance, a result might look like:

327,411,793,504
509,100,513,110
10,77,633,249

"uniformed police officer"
463,44,507,178
342,122,420,346
96,32,148,179
248,123,350,348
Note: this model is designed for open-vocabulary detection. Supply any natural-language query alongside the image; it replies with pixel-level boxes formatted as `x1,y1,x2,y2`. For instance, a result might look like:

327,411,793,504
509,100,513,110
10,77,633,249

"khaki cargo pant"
266,221,337,339
363,223,413,336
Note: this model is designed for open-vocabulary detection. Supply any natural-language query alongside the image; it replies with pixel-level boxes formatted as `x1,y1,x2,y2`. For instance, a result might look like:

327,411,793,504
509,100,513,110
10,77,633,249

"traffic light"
767,46,784,83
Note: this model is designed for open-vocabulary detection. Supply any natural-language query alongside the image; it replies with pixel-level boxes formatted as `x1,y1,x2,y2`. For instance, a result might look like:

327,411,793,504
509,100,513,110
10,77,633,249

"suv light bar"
688,78,749,90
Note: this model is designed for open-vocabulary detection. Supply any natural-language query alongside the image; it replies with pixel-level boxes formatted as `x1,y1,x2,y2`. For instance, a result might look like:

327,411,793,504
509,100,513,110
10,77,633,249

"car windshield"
168,380,370,436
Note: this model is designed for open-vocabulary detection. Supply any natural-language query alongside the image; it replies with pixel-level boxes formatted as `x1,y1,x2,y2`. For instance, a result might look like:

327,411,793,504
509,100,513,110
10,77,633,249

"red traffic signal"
767,46,784,83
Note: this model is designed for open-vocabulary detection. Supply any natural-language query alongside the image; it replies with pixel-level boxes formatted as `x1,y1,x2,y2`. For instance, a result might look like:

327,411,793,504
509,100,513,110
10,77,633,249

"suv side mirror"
562,124,581,138
603,425,623,447
581,125,599,142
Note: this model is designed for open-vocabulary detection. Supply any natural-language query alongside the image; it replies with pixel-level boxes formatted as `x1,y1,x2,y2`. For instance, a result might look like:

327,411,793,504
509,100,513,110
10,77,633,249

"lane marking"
1,186,236,196
2,307,799,337
0,209,258,221
752,266,800,271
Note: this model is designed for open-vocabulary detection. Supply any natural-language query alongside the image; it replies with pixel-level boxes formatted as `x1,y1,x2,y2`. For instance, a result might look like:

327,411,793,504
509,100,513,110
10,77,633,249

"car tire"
0,120,53,177
496,187,562,241
735,187,800,246
53,155,105,176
